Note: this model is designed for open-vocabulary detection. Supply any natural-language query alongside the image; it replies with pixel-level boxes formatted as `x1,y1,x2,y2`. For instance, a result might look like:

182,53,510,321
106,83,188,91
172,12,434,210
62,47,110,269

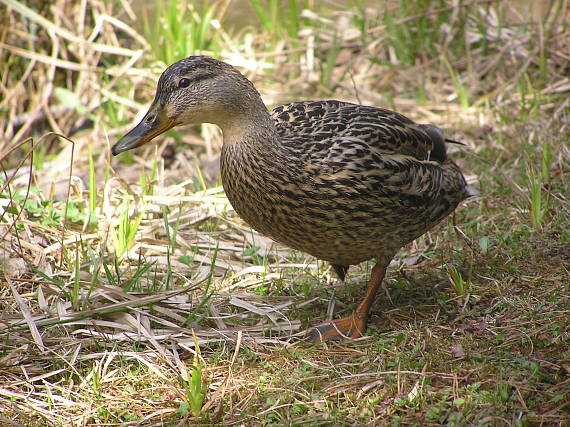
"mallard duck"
112,56,474,341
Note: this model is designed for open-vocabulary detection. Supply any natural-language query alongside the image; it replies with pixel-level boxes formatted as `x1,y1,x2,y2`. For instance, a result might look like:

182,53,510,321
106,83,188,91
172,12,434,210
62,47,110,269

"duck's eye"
178,78,191,88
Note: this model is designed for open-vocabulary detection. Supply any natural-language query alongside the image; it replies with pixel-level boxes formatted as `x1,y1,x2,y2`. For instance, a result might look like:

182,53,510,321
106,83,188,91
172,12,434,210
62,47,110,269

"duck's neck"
220,114,276,148
207,86,276,148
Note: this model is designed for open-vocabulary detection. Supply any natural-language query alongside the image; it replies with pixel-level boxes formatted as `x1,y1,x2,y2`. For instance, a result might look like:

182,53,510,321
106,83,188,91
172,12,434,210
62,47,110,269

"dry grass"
1,0,569,425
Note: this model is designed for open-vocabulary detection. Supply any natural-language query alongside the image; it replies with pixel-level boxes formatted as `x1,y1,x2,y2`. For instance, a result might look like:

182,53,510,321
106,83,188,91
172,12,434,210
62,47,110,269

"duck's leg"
332,264,349,281
309,260,388,341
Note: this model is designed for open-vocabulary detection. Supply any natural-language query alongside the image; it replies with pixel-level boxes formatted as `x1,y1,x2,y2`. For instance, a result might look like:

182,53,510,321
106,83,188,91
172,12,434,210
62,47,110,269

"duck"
112,56,474,341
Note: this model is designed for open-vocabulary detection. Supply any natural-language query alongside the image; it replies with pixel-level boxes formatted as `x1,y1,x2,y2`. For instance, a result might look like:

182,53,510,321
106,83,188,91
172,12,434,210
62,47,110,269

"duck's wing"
271,100,450,163
271,100,470,210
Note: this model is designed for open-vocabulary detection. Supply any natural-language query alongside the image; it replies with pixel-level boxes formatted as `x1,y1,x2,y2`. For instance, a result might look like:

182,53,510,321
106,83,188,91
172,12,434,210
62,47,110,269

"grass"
0,0,569,425
141,0,223,65
248,0,305,39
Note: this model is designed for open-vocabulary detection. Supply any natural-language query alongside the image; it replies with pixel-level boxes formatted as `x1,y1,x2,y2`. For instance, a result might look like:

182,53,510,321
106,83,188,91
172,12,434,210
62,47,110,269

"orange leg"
309,260,388,341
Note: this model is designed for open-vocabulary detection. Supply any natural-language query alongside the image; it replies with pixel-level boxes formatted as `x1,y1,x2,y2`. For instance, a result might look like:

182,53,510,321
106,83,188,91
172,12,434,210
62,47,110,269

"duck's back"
272,100,437,162
221,100,471,266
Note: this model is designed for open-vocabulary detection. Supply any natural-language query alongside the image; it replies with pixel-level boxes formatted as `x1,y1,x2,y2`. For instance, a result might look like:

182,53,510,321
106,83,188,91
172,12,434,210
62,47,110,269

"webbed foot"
309,315,366,341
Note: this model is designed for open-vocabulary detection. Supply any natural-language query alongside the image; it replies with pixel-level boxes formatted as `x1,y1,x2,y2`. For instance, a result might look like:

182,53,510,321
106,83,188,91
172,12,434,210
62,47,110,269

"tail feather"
445,138,467,146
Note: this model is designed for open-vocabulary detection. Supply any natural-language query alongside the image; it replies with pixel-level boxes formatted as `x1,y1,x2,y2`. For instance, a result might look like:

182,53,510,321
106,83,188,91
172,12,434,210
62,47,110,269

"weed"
248,0,305,39
87,142,97,226
112,200,143,257
179,332,207,417
444,55,470,109
527,167,548,229
141,0,221,65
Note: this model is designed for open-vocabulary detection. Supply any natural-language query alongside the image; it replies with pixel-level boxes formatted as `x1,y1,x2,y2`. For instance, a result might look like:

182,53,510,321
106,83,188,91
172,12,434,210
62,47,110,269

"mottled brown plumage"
112,56,474,341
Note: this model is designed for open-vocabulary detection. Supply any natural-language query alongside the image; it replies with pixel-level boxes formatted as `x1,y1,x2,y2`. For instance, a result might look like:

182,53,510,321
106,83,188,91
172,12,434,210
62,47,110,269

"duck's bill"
112,105,176,155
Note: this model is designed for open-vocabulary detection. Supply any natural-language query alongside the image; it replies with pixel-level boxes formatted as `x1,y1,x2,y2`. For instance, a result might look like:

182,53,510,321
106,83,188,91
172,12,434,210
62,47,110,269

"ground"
0,0,568,425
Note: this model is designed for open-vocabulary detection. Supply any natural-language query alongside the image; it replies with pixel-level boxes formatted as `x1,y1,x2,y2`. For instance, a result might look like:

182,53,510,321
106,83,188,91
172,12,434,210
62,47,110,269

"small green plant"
34,268,77,307
517,73,539,120
178,255,194,266
192,167,208,192
184,245,217,325
84,247,102,304
351,0,370,45
527,142,553,230
179,332,207,417
112,200,143,257
87,142,97,226
90,364,102,398
320,34,342,91
242,245,261,262
448,265,469,297
99,73,130,129
54,87,87,115
33,242,84,310
9,184,88,227
382,10,413,65
382,0,457,67
479,236,490,255
142,0,221,65
10,187,88,227
248,0,304,40
101,253,156,293
65,201,89,224
540,142,553,183
139,156,159,197
528,168,548,229
70,244,81,310
7,186,41,217
444,55,469,109
159,206,174,292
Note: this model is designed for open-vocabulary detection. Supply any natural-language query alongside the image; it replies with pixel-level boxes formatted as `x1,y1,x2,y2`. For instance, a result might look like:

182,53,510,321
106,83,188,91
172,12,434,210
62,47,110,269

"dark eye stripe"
192,72,215,82
178,73,214,88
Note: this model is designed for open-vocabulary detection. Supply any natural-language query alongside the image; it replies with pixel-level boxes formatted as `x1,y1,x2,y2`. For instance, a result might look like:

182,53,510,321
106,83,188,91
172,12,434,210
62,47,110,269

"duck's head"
112,56,265,155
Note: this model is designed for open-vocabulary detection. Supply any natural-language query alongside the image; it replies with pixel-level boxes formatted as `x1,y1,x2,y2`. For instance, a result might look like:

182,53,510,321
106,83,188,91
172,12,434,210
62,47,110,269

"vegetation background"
0,0,568,425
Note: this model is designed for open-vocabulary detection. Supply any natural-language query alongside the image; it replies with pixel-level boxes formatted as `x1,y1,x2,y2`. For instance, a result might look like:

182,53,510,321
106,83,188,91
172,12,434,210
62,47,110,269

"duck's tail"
444,138,467,146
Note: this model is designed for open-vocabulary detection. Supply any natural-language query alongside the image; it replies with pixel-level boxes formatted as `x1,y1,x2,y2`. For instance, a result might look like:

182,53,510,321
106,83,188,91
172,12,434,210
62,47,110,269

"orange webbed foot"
308,315,367,342
308,260,389,342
